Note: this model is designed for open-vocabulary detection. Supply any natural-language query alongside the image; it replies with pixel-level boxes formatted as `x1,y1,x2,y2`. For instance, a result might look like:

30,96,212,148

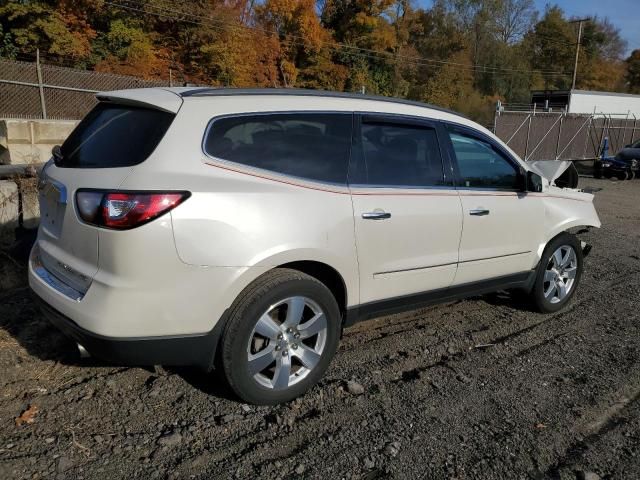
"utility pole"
36,48,47,119
570,18,590,91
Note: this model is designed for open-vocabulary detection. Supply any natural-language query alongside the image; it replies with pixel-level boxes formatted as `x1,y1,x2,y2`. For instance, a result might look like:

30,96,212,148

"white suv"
29,88,601,404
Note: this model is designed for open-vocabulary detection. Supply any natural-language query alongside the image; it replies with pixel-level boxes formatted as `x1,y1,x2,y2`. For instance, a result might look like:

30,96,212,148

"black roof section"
179,87,464,118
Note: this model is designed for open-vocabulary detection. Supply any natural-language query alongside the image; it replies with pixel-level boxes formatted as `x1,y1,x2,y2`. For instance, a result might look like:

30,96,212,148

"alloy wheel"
543,245,578,304
247,296,328,390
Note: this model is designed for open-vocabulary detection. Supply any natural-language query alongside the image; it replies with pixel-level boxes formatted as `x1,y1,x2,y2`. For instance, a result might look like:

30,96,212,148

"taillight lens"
76,190,190,230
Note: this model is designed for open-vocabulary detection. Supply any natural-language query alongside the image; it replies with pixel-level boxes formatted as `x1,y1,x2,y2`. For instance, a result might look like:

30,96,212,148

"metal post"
582,115,593,160
524,113,533,160
631,115,637,144
621,111,630,147
555,115,564,159
169,68,173,87
36,49,47,119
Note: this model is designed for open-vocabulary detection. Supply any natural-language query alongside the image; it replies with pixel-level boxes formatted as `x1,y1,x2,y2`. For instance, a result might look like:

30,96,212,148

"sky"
417,0,638,56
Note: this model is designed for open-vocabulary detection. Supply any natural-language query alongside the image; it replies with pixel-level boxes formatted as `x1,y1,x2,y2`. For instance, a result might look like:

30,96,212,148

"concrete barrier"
0,119,75,246
0,119,78,165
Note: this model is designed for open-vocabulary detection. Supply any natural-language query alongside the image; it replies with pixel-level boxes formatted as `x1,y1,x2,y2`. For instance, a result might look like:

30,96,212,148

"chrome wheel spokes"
247,296,328,390
543,245,577,304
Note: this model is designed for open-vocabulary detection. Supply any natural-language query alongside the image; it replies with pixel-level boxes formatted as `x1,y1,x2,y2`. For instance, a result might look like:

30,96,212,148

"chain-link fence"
495,110,639,162
0,57,169,120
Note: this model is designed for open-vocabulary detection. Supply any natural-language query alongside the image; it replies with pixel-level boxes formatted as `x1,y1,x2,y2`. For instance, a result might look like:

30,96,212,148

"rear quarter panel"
119,96,361,307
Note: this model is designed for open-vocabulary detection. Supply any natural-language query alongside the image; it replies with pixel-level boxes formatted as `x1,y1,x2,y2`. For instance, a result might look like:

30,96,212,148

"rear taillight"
75,190,190,230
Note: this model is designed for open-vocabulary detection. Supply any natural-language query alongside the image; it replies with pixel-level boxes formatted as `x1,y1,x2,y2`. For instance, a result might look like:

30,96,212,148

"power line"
103,0,572,78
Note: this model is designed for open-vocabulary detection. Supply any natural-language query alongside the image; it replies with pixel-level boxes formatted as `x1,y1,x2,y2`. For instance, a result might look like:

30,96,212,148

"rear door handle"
469,209,490,216
362,211,391,220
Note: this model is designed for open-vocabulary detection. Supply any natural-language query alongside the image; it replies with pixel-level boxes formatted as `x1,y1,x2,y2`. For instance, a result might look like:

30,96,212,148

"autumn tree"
626,50,640,94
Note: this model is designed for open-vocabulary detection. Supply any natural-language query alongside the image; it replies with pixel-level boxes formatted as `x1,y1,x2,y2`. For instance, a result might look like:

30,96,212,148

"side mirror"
526,171,543,192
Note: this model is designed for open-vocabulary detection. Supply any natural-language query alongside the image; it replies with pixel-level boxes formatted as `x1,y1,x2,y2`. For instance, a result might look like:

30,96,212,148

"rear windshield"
58,103,175,168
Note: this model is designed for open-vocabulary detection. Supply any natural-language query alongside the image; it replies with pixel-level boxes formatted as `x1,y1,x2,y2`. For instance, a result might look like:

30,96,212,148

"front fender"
535,191,601,259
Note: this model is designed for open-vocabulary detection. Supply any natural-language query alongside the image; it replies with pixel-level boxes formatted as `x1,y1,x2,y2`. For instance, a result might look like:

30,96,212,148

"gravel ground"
1,177,639,480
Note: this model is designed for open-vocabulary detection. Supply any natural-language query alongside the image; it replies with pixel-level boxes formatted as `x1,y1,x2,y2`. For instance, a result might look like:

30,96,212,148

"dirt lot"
1,177,639,480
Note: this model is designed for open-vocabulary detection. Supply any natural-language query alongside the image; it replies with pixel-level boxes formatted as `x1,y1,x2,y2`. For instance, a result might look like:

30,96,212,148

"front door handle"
469,209,490,216
362,211,391,220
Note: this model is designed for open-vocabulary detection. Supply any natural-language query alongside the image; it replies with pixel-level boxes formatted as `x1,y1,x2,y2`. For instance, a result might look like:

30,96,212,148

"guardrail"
0,164,44,180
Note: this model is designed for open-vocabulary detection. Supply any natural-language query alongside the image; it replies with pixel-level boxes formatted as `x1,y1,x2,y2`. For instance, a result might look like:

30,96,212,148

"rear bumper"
36,297,222,369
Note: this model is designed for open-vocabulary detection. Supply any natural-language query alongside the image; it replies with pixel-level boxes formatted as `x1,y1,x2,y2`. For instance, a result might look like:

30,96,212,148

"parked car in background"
615,139,640,178
594,155,637,180
30,88,601,405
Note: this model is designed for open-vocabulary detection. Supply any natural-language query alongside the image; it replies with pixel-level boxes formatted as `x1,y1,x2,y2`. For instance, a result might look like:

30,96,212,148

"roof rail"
179,87,464,118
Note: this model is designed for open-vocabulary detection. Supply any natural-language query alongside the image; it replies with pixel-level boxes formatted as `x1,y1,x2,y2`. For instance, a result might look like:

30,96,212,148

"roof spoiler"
95,88,183,114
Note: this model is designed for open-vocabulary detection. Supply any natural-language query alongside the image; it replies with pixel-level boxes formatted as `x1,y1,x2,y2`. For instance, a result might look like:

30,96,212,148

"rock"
384,441,401,458
45,437,56,444
347,381,365,396
219,414,236,425
363,457,375,469
576,472,601,480
57,456,74,473
157,432,182,447
456,373,472,384
295,463,305,474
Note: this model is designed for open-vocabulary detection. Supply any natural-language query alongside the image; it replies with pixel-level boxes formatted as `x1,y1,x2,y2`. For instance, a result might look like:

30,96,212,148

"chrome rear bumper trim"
31,246,85,302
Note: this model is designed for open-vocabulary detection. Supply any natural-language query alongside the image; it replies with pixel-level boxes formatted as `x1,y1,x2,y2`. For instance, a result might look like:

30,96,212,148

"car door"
350,114,463,305
443,124,545,286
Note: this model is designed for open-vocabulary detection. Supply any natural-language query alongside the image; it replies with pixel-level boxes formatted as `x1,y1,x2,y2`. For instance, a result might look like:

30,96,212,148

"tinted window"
448,131,519,189
204,113,352,184
59,103,175,168
359,122,444,187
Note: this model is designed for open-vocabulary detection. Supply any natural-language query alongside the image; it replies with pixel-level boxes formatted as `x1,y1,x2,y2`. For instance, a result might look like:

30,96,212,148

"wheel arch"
276,260,348,319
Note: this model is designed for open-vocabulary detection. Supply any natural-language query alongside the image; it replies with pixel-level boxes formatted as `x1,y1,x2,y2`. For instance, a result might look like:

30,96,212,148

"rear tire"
220,269,341,405
530,233,583,313
616,171,629,180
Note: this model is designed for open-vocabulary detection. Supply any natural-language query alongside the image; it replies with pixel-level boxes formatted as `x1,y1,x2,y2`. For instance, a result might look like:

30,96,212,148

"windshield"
59,103,175,168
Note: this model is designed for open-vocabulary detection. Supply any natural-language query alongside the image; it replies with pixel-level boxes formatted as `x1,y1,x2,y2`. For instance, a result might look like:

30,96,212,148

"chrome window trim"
30,245,85,302
349,184,454,191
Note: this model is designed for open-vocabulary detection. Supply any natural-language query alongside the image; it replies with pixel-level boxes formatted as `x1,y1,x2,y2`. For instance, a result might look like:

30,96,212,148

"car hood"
528,160,573,185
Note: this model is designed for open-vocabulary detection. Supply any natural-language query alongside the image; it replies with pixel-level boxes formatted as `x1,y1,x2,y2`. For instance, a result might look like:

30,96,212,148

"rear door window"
356,120,446,187
203,113,353,185
59,103,175,168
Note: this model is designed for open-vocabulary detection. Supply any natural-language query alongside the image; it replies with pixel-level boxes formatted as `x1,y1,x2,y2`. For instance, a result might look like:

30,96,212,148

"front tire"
220,269,341,405
530,233,583,313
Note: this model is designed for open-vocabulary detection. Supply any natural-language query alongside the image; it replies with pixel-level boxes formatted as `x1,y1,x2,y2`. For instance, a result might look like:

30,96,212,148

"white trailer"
568,90,640,116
